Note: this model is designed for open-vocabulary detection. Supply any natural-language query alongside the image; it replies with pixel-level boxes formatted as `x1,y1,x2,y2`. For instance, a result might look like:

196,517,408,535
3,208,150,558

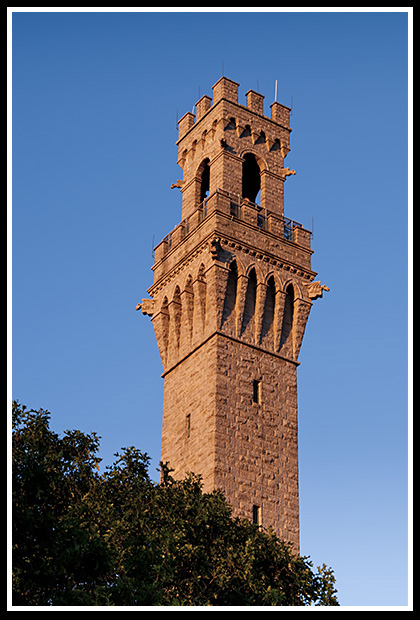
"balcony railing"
157,189,311,260
228,193,303,240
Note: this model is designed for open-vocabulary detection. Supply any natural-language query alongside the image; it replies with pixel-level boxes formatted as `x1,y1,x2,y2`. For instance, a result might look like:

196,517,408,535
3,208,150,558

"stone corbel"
236,123,245,138
209,237,222,260
251,128,260,145
265,136,275,152
208,124,216,140
280,140,290,159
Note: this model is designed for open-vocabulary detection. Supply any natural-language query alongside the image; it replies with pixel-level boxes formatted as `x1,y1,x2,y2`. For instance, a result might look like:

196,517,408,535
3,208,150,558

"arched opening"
199,158,210,203
222,261,238,330
242,153,261,204
172,286,182,350
261,276,276,347
197,264,207,330
185,275,194,341
161,296,170,355
241,268,257,338
280,284,294,356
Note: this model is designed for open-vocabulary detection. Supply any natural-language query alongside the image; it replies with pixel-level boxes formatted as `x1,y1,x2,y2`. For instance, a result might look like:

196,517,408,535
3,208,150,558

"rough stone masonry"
138,77,328,552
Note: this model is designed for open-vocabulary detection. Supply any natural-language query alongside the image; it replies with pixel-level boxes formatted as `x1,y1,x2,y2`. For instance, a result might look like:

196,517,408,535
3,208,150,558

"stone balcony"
153,188,312,267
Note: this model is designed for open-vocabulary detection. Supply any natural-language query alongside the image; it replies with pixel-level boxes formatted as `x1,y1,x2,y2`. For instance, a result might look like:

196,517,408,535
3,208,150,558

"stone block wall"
140,77,328,552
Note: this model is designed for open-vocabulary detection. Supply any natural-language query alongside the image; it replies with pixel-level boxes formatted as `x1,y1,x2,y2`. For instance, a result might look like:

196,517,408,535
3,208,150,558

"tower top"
175,77,295,222
177,76,291,142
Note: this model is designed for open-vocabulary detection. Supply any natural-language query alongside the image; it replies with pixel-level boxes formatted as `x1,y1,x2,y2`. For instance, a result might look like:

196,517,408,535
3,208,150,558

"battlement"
212,76,239,105
178,76,291,141
175,77,295,222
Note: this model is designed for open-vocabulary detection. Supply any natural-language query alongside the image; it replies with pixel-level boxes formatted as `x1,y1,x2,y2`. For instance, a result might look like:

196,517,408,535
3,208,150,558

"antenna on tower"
275,79,278,102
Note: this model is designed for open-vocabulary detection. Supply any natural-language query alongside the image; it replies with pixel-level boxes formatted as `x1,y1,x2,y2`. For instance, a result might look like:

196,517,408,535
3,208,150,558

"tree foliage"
12,401,339,607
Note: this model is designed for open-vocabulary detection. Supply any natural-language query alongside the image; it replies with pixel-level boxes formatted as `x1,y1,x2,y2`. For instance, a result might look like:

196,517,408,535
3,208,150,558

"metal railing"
163,233,172,253
228,192,302,241
198,200,207,222
158,189,308,258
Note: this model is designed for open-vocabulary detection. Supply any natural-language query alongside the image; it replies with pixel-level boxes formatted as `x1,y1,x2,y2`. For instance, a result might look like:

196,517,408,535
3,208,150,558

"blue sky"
10,9,411,609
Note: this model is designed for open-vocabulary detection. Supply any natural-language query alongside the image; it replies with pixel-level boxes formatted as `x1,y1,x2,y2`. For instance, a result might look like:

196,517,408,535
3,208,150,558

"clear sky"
10,8,411,609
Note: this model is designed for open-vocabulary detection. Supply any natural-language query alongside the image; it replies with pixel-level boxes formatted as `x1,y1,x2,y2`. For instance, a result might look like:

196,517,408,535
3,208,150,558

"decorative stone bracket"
136,298,155,316
305,281,330,300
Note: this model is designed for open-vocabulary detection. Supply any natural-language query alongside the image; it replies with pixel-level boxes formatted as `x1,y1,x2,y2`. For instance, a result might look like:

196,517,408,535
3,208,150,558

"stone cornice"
148,213,317,298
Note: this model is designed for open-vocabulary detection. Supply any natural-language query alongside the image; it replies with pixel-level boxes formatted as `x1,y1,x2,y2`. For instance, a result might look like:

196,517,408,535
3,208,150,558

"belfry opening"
242,153,261,203
199,158,210,203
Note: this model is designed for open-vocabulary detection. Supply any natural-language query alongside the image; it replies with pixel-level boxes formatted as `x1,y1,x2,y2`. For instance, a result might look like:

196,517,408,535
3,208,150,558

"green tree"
12,401,339,606
12,401,112,605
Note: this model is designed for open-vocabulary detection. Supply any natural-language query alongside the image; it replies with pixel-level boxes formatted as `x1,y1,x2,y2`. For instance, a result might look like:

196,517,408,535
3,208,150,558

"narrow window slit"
253,379,261,404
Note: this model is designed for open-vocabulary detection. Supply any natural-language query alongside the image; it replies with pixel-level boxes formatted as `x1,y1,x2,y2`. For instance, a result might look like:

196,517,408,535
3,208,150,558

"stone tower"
139,77,328,551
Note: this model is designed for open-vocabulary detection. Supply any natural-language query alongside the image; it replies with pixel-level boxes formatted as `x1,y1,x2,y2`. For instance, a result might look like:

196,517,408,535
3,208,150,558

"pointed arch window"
261,276,276,347
280,284,294,356
172,286,182,350
161,296,170,356
222,261,238,329
197,264,207,330
241,268,257,338
185,275,194,341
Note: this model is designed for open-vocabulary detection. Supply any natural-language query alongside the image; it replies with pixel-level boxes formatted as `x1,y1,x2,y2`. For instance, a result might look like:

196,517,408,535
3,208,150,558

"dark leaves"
12,401,339,607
